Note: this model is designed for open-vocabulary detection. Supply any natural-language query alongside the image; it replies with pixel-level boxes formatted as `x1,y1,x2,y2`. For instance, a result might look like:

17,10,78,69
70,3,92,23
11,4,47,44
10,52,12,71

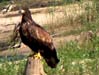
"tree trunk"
24,56,47,75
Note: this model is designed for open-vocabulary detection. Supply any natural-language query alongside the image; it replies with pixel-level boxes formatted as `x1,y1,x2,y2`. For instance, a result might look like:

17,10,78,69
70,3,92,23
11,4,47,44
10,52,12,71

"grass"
0,0,99,75
0,35,99,75
43,0,99,37
0,0,81,11
45,36,99,75
0,57,26,75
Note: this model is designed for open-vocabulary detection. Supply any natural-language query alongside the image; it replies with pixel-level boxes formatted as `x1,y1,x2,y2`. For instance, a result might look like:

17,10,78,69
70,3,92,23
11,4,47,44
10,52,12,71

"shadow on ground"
0,40,10,51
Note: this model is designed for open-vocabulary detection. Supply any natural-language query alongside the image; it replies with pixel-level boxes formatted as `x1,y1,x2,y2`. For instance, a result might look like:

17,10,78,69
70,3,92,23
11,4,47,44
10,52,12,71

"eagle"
18,8,59,68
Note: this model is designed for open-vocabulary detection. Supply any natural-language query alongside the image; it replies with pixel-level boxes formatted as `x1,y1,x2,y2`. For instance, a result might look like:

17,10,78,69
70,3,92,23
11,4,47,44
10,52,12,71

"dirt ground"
0,1,93,56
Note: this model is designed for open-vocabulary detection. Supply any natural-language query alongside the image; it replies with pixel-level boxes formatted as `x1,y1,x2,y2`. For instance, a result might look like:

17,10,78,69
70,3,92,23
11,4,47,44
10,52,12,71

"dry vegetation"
0,0,99,75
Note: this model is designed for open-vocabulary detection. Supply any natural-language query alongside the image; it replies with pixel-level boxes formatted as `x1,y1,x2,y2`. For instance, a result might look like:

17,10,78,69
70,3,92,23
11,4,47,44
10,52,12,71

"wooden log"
24,56,47,75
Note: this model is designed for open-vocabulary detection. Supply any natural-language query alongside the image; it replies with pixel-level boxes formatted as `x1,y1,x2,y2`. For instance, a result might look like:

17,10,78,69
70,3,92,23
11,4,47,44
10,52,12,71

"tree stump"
24,56,47,75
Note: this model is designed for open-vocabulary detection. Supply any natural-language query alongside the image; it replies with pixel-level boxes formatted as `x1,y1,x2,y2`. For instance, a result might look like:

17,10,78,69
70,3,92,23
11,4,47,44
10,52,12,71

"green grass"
0,58,26,75
0,35,99,75
0,0,82,11
0,1,9,10
0,0,99,75
45,36,99,75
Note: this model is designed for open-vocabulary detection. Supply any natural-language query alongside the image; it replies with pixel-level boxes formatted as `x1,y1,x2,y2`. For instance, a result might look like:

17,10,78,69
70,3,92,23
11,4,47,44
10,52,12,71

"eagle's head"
45,54,59,68
22,7,32,22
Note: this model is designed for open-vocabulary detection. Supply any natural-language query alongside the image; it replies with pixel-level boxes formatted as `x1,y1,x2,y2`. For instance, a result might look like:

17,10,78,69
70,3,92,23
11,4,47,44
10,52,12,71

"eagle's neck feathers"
21,9,35,24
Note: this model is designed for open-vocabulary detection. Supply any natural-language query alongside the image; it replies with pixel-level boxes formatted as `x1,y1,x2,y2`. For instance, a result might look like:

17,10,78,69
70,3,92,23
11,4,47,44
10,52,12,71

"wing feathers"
22,19,52,45
30,25,52,44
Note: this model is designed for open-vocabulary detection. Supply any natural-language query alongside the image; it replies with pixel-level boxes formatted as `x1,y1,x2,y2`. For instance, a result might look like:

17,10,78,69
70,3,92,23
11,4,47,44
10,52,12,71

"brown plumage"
19,8,59,68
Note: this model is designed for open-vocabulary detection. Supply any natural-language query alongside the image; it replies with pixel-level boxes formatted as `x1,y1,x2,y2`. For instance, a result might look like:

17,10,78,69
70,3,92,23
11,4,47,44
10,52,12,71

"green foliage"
45,35,99,75
0,0,99,75
1,35,99,75
0,0,10,3
0,56,26,75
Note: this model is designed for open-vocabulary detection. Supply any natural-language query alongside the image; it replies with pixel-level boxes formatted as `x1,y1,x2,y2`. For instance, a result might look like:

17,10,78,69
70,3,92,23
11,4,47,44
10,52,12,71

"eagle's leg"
34,52,42,59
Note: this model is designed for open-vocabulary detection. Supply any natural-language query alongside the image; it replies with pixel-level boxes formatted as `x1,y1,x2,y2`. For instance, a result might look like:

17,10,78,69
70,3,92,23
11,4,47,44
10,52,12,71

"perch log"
24,56,47,75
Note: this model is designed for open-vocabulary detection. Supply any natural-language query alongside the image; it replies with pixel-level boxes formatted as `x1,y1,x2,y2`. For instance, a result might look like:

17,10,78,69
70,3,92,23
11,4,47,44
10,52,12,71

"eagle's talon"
34,52,42,59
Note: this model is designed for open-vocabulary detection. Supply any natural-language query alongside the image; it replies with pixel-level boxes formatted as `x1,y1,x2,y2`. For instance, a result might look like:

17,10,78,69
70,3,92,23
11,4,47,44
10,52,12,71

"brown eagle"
18,8,59,68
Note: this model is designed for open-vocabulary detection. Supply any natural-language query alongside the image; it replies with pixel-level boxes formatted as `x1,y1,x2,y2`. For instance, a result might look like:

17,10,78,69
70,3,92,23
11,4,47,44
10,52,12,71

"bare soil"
0,1,93,56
